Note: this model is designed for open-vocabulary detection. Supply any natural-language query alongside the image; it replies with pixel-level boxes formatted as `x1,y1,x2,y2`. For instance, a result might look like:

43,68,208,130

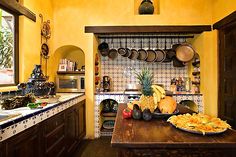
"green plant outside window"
0,8,16,85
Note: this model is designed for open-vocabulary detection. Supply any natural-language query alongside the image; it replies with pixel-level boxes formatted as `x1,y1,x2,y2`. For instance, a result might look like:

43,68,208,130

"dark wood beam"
0,0,36,22
85,25,212,34
213,11,236,30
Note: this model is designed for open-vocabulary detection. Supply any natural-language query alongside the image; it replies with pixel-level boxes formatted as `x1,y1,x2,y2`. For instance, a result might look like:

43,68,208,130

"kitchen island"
111,104,236,157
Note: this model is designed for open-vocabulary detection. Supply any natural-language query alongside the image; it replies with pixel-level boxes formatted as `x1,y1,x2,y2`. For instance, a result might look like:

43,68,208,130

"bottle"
185,77,191,92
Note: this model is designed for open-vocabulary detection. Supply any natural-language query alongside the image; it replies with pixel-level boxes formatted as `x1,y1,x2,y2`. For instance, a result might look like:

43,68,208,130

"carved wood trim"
213,11,236,30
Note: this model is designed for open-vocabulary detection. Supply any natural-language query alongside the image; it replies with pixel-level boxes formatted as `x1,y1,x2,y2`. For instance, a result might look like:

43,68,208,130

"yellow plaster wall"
19,0,53,82
191,31,218,116
51,45,85,78
51,0,213,139
203,0,236,117
0,0,53,91
212,0,236,23
1,0,235,139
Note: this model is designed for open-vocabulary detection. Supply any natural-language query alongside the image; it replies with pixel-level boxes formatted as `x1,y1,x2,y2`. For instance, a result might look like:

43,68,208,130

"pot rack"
97,34,194,39
85,25,212,34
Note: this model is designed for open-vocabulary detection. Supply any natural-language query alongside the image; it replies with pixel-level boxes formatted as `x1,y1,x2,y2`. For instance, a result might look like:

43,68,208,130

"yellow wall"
0,0,53,92
206,0,236,116
191,31,218,116
51,45,85,77
212,0,236,23
19,0,53,82
51,0,213,138
1,0,235,139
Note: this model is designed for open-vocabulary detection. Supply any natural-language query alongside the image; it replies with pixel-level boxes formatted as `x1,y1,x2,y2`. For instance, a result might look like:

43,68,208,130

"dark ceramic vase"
139,0,154,15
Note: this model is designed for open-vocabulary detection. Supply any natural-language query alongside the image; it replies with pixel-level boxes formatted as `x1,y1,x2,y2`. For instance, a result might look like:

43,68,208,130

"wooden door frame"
213,11,236,118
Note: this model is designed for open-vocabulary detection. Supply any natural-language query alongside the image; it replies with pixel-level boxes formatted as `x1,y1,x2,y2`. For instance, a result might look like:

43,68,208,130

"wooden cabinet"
4,125,41,157
43,112,66,157
0,143,4,157
77,100,86,140
66,106,78,155
66,100,86,155
1,100,86,157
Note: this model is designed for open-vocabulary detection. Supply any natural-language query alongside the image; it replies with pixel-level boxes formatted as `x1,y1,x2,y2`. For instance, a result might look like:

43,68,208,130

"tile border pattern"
94,93,203,138
0,95,86,142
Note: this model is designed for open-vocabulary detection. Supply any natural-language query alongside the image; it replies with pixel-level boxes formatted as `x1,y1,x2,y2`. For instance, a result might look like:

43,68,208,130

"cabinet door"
65,106,78,155
43,112,66,157
5,125,41,157
0,143,4,157
77,100,86,140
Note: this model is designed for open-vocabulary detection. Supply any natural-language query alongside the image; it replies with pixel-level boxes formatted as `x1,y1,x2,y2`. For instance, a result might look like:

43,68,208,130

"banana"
153,92,160,105
152,85,166,99
152,86,162,101
155,85,166,95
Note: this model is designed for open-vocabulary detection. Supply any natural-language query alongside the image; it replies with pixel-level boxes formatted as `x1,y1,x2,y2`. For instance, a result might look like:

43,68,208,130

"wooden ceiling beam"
213,11,236,30
0,0,36,22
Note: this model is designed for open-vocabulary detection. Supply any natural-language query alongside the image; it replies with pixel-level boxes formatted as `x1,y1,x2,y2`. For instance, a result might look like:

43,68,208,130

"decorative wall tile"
99,37,188,92
94,94,125,138
173,94,203,113
95,35,203,138
95,93,203,138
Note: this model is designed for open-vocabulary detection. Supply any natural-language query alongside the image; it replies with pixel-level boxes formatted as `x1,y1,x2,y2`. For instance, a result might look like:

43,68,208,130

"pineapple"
135,68,155,113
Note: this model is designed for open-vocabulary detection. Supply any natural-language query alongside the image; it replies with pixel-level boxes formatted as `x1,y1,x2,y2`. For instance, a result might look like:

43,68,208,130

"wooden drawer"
45,135,66,157
45,124,65,149
44,112,65,135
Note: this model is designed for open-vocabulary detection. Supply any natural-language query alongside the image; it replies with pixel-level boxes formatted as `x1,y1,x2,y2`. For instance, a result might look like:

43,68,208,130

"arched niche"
51,45,85,77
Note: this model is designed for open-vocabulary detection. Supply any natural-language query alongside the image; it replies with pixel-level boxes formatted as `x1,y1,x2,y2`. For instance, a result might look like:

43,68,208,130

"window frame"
0,5,19,87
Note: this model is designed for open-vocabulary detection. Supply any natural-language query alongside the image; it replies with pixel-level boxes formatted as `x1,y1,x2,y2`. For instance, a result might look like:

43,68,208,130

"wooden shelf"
57,71,85,74
192,71,200,76
85,25,212,34
101,112,117,117
101,128,114,132
103,117,116,121
192,81,200,85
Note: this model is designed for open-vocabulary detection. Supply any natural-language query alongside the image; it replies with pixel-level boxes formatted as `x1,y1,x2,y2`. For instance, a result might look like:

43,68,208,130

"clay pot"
139,0,154,15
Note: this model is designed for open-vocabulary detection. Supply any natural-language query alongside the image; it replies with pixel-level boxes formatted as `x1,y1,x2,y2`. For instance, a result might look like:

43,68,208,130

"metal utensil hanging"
146,37,157,62
137,37,147,61
40,14,51,40
39,14,51,79
155,37,166,63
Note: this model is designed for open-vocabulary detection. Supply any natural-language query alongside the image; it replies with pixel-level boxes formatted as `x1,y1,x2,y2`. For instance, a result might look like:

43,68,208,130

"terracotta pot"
139,0,154,14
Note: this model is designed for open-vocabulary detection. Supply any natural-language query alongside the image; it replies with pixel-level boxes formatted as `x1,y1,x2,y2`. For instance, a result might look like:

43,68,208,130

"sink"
0,113,21,122
0,114,9,120
0,114,11,121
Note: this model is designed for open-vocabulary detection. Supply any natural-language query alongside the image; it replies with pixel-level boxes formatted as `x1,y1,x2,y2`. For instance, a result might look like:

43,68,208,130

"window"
0,7,19,86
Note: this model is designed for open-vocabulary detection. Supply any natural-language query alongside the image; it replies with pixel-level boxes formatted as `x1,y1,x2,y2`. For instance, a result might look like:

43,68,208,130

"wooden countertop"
111,104,236,149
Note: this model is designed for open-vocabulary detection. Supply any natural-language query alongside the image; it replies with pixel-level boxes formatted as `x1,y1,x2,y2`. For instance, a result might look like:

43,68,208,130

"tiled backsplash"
101,56,188,91
100,36,189,91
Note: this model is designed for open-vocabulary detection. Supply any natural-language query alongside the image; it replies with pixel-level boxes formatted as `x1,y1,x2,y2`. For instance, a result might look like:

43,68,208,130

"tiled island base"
94,93,203,138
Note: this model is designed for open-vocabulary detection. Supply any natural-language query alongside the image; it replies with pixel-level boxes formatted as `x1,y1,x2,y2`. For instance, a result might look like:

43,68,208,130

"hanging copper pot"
175,43,195,62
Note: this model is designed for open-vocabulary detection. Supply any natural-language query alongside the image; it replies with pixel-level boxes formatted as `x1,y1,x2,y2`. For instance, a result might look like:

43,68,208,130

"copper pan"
176,43,195,62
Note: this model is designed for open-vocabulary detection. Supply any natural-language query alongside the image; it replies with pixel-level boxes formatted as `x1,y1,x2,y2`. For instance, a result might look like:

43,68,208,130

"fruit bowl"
152,109,179,119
